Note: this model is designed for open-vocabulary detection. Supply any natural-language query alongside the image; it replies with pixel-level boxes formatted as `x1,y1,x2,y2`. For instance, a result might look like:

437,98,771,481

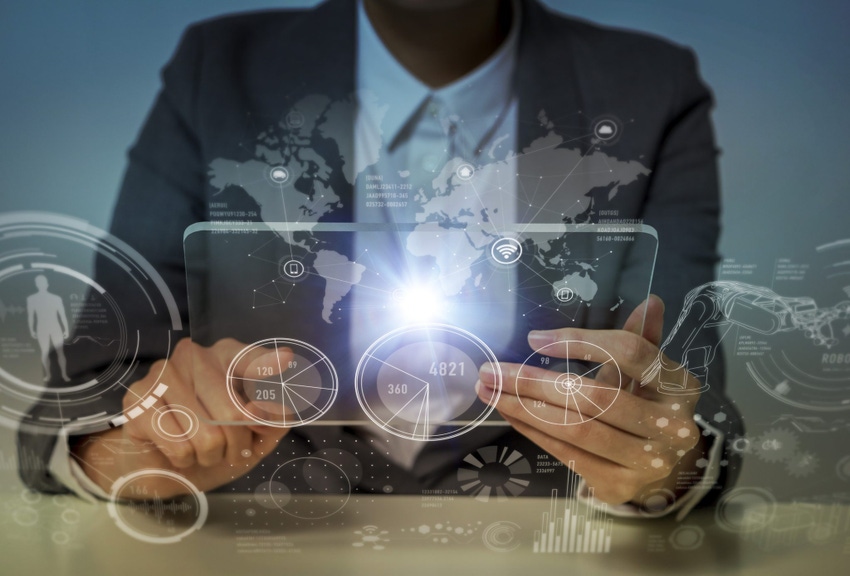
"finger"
490,388,650,468
481,362,653,437
481,362,700,448
122,361,212,469
240,349,300,425
211,339,298,427
498,414,640,505
154,361,233,467
191,342,293,465
527,328,683,395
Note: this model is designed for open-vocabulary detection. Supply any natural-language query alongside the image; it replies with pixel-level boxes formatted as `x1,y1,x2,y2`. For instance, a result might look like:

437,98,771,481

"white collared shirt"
354,0,520,224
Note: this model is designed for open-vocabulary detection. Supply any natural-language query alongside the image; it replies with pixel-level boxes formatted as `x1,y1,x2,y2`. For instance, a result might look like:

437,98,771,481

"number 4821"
429,361,465,376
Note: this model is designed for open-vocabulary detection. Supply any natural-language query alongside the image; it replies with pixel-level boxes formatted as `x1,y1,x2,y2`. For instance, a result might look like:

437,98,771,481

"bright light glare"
394,285,445,323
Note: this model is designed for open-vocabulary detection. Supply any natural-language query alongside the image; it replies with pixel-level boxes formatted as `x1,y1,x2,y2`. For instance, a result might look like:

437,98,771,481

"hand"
476,295,708,506
74,337,293,499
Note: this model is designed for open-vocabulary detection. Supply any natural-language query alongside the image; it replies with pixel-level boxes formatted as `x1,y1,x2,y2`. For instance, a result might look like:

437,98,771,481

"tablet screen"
184,222,657,439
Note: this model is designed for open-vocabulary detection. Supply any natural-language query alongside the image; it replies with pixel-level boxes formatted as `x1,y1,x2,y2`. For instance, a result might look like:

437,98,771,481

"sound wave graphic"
0,299,25,323
127,496,195,522
0,447,47,472
69,335,118,347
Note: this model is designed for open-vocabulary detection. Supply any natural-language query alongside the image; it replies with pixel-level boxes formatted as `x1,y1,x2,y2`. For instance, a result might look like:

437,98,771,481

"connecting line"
69,448,117,488
246,235,289,265
384,385,429,428
280,385,304,424
516,136,596,237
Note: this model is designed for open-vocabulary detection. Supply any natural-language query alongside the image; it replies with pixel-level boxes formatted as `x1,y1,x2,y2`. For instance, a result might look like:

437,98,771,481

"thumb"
622,294,665,347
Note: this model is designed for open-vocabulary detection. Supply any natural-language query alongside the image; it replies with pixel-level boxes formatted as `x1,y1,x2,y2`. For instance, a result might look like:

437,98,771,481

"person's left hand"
476,295,708,506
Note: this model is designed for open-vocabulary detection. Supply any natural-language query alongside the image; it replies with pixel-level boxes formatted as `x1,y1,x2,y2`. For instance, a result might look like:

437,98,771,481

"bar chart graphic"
532,464,613,554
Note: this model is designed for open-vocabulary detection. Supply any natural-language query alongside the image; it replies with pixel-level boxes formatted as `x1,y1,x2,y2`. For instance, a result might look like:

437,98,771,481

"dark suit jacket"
20,0,741,504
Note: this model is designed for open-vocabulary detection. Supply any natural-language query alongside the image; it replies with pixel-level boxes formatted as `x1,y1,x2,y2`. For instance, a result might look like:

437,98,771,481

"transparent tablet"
184,222,657,440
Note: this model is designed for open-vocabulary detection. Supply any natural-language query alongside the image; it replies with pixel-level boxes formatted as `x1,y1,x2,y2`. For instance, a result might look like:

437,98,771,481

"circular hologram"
592,116,622,144
278,257,306,281
285,111,305,129
227,338,337,427
61,508,81,524
355,324,500,441
269,457,351,519
490,237,523,266
455,163,475,181
554,287,575,304
481,521,521,552
107,469,208,545
0,212,182,434
12,507,39,527
669,525,705,550
267,165,290,185
516,340,621,425
640,488,676,518
715,487,776,533
153,405,200,441
458,446,531,502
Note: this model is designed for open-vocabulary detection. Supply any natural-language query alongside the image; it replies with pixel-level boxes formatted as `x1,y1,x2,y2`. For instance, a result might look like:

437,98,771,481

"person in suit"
20,0,740,517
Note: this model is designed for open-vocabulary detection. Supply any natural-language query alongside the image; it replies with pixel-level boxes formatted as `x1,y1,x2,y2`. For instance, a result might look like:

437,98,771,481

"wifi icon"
491,238,522,265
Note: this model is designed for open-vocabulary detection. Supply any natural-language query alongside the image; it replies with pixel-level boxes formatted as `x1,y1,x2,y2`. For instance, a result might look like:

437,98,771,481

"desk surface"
2,489,848,576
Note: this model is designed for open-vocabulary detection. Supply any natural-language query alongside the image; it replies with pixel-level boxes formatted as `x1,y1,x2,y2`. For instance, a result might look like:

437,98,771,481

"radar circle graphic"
226,338,337,427
0,212,182,434
107,469,208,544
516,340,621,425
355,324,500,441
481,521,522,552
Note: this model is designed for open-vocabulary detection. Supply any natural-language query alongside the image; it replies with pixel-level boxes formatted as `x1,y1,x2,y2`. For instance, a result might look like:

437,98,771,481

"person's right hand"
73,337,293,499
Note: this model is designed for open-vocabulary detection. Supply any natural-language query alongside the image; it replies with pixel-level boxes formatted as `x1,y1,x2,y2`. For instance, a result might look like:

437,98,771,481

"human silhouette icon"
26,274,71,382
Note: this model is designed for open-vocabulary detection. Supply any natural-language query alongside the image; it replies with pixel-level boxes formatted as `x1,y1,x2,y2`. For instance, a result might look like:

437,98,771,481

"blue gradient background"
1,1,849,497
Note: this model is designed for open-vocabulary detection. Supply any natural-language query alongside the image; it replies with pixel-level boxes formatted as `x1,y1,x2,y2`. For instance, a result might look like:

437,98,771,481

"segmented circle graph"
355,324,501,441
516,340,621,425
226,338,337,427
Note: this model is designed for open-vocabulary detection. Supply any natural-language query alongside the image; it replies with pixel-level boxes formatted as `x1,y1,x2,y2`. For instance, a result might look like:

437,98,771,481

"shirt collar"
356,0,520,154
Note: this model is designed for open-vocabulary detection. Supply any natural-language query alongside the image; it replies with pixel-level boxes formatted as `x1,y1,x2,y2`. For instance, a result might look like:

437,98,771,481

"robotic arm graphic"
641,281,850,395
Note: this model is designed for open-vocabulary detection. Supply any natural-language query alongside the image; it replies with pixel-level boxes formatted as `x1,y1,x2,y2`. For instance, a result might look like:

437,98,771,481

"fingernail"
528,330,555,348
479,363,497,385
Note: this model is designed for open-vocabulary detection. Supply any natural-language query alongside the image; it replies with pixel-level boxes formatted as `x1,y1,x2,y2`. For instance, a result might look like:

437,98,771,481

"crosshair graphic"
355,324,500,441
516,341,621,425
226,338,337,427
